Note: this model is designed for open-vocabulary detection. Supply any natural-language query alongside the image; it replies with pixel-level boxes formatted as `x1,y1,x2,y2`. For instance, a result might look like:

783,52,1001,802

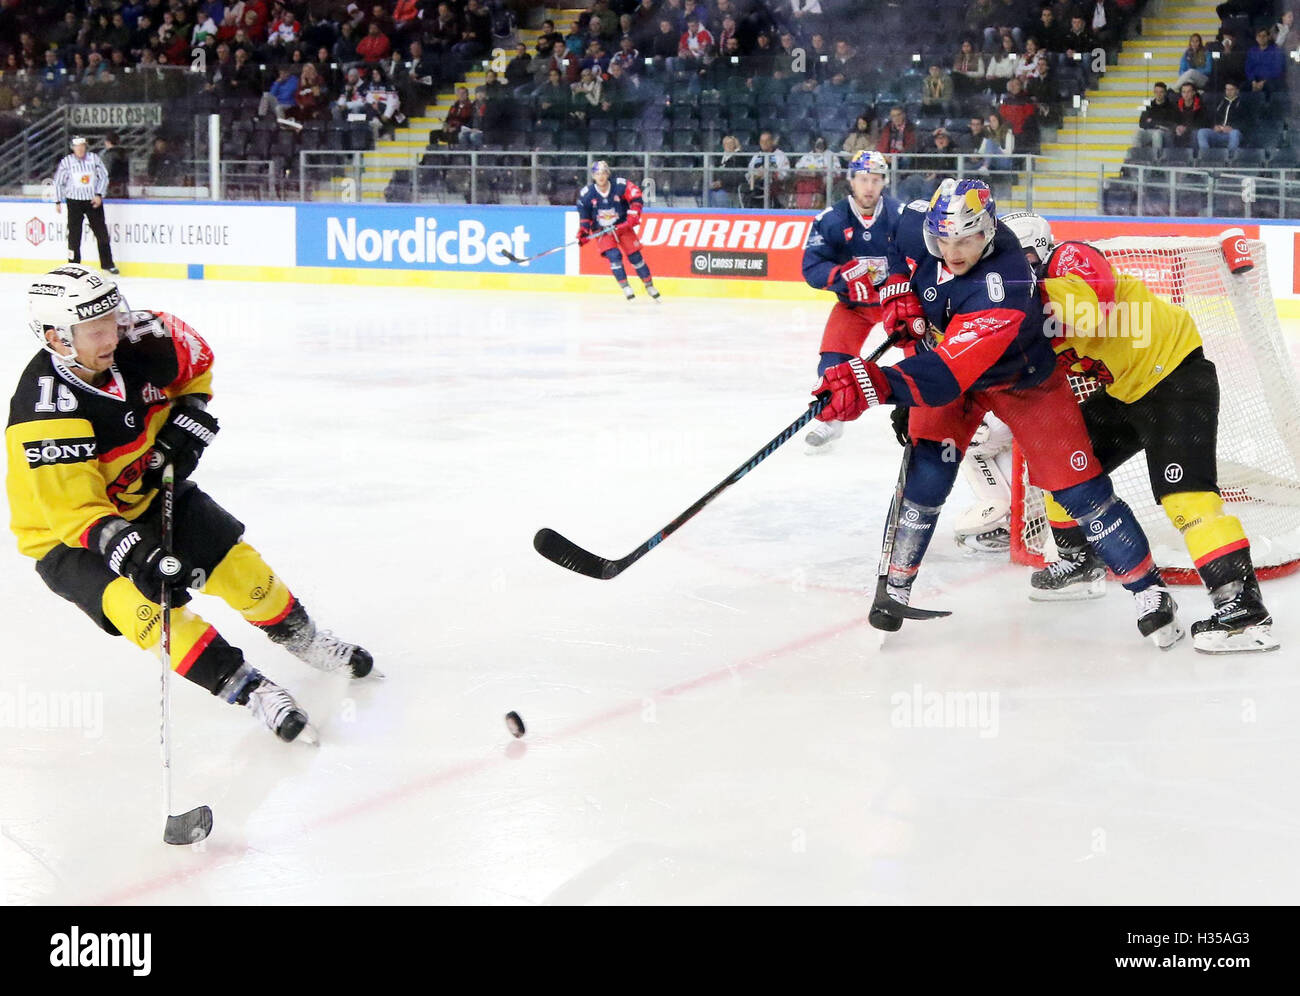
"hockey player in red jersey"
6,266,377,745
577,160,660,301
812,180,1184,648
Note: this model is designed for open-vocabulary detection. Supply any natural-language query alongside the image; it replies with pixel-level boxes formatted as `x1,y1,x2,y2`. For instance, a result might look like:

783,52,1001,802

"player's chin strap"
46,337,96,375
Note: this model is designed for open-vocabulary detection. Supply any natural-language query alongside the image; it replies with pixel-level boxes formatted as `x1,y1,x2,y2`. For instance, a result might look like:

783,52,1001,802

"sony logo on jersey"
24,437,97,468
30,283,67,297
74,289,121,320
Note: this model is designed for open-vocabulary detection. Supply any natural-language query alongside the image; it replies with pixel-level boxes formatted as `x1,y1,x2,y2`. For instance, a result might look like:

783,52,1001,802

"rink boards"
2,199,1300,317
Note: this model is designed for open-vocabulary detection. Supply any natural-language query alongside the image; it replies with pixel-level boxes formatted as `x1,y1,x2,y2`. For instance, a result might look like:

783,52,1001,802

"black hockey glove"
147,401,218,486
89,517,192,606
890,406,910,448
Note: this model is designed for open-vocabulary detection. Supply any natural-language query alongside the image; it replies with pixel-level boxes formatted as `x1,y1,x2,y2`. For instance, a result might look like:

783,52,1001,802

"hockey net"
1009,235,1300,583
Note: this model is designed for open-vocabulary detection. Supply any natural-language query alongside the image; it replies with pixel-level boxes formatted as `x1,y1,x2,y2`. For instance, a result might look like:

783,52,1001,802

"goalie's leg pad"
202,540,295,627
1054,475,1162,593
101,576,246,693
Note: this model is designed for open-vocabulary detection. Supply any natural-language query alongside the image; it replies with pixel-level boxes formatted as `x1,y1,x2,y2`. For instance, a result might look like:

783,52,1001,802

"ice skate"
247,676,316,744
1029,547,1107,601
804,419,843,454
645,284,661,300
1134,586,1184,650
1191,580,1279,654
265,602,379,678
622,284,635,301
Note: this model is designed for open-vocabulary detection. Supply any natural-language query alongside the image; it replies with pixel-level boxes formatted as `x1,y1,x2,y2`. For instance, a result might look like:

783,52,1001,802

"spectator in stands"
454,0,493,60
967,112,993,152
429,85,471,145
535,18,564,56
230,46,262,97
85,51,115,86
583,40,612,75
1025,50,1059,113
391,0,421,48
146,136,181,185
106,11,133,52
102,132,130,198
38,50,67,100
257,64,299,118
1276,11,1298,55
427,4,461,52
357,20,391,64
743,130,790,207
953,38,986,96
1086,0,1120,49
193,7,219,47
795,135,837,171
876,105,917,157
611,35,640,75
842,114,876,158
365,66,403,138
966,0,997,45
1062,14,1095,60
1198,80,1249,152
1027,5,1065,55
570,66,603,120
1015,37,1043,80
1001,75,1036,131
922,62,955,115
294,62,329,120
1134,82,1176,150
975,109,1015,171
502,42,530,90
679,14,715,67
986,33,1019,83
536,68,569,121
1177,34,1213,90
651,18,680,65
600,58,640,115
925,127,959,184
333,21,359,64
1213,32,1248,88
1172,81,1207,148
334,66,368,120
831,39,864,79
989,0,1026,49
1246,26,1286,97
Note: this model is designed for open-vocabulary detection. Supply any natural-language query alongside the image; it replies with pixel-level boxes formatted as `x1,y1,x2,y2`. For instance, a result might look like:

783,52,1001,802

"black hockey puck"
505,711,526,738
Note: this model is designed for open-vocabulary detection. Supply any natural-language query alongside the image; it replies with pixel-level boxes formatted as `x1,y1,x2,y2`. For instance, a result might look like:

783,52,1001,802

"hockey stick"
869,441,951,624
535,335,900,580
501,225,616,265
159,461,213,845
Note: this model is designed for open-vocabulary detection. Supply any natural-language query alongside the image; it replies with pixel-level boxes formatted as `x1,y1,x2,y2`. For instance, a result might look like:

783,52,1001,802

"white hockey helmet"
1002,210,1054,263
28,265,130,364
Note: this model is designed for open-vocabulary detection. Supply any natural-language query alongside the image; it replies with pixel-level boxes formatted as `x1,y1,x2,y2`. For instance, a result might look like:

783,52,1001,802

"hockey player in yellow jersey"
6,266,378,743
1003,214,1276,654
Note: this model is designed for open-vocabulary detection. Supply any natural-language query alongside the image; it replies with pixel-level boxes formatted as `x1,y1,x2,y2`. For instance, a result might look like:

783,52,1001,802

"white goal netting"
1011,236,1300,580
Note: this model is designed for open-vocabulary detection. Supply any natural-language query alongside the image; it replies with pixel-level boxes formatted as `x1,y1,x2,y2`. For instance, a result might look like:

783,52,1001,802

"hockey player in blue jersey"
811,179,1183,648
800,150,907,452
577,161,660,301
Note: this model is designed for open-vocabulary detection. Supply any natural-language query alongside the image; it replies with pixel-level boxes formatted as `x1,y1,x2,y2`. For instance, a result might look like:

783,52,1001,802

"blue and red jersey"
801,194,906,307
577,178,644,237
880,204,1058,407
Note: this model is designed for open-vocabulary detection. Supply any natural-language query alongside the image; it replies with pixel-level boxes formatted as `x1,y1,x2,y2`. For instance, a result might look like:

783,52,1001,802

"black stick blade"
501,251,524,263
870,591,952,621
164,805,213,845
533,528,619,579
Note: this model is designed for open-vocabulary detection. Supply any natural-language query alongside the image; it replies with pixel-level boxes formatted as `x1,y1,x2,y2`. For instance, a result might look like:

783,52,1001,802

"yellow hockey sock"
1161,491,1250,569
201,541,295,627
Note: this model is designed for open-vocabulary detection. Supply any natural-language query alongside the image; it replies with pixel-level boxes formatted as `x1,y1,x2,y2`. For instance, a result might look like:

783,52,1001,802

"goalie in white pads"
1004,211,1278,654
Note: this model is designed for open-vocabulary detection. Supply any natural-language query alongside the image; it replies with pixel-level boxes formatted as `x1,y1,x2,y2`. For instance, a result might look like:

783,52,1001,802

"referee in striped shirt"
54,136,118,274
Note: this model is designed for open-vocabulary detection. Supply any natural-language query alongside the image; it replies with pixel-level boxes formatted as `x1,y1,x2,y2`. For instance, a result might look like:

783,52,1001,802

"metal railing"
1097,161,1300,218
0,106,69,189
293,149,1043,209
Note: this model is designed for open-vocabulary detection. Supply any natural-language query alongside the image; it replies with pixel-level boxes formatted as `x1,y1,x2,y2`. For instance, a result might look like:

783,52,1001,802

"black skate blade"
163,805,213,845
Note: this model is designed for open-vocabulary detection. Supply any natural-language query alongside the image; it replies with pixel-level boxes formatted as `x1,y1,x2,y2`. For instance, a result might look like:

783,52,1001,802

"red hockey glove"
879,275,927,339
578,229,592,246
813,357,891,423
835,259,880,304
615,219,636,235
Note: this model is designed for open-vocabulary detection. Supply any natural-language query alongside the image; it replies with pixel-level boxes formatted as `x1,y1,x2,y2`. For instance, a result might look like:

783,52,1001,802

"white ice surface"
1,275,1298,905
